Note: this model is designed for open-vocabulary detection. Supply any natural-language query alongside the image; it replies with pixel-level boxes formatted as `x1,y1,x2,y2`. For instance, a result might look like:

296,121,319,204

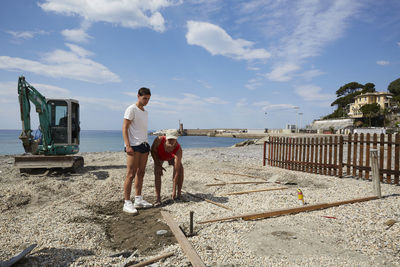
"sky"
0,0,400,131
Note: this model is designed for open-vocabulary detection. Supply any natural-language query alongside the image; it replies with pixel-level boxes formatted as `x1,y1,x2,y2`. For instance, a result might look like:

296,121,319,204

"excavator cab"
48,99,80,147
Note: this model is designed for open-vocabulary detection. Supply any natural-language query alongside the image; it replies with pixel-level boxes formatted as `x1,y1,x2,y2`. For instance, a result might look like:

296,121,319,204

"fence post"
370,149,382,198
338,135,343,177
263,140,267,166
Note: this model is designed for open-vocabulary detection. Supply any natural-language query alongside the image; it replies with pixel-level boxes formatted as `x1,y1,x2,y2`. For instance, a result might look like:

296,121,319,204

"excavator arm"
18,76,52,154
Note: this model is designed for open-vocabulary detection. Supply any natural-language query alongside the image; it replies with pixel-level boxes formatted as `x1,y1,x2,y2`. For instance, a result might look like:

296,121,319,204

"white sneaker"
134,197,153,209
123,200,138,214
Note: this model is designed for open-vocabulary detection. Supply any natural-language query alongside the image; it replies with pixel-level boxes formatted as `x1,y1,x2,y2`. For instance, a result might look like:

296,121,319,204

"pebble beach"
1,143,399,266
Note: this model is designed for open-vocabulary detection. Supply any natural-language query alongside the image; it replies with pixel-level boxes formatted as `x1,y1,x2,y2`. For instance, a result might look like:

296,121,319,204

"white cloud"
39,0,178,32
245,77,263,90
295,85,334,102
255,1,363,82
376,60,390,66
299,69,325,80
61,21,92,43
31,83,71,98
0,82,17,98
0,43,120,83
197,79,212,89
236,98,248,107
186,21,271,61
123,92,228,112
6,30,48,42
397,42,400,47
255,103,299,112
266,63,300,82
78,96,126,111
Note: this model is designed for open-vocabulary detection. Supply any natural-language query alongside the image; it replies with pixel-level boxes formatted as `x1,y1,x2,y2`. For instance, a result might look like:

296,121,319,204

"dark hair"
138,87,151,96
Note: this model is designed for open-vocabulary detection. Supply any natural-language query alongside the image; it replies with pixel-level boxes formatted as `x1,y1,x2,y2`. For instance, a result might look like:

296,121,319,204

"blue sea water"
0,130,247,155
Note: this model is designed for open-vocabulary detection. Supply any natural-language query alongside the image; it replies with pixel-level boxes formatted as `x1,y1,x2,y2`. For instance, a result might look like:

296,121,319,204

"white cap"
165,129,179,139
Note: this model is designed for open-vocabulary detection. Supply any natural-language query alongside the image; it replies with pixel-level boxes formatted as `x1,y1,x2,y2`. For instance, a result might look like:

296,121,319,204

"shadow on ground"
14,247,94,267
73,201,177,256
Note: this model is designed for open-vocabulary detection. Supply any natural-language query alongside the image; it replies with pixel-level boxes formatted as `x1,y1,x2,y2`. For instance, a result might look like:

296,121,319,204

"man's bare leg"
124,153,139,200
154,162,163,204
134,152,149,196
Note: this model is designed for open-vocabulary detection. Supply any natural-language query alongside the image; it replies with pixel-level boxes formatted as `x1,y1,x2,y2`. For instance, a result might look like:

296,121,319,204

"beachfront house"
348,92,393,118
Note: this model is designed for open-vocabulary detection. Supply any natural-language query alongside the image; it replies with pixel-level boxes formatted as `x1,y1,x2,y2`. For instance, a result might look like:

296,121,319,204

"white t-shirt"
124,104,148,146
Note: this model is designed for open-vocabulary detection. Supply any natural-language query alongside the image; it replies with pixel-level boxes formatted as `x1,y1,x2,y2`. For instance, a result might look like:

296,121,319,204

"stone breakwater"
0,145,399,266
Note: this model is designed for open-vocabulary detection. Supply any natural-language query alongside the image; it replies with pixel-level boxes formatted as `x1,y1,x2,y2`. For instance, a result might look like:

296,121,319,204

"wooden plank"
310,138,315,174
395,133,400,185
318,137,324,175
161,211,206,267
306,137,311,173
387,134,392,184
183,191,231,210
0,244,37,267
323,137,328,175
302,138,307,172
284,137,289,169
380,133,385,182
222,187,288,196
206,181,268,186
366,133,371,179
131,252,174,267
333,136,338,176
198,196,378,224
352,133,358,177
263,141,267,166
314,137,319,174
222,172,264,180
328,136,333,176
359,133,364,179
338,135,343,178
347,134,352,175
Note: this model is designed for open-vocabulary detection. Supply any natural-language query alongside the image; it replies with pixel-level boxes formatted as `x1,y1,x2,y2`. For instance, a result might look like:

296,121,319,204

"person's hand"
155,166,166,177
125,146,134,156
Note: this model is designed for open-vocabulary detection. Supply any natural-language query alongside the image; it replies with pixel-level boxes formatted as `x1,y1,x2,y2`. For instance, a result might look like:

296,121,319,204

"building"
348,92,393,118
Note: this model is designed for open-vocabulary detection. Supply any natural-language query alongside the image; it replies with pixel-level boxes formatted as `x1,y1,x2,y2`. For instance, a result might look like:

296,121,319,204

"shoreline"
1,145,399,266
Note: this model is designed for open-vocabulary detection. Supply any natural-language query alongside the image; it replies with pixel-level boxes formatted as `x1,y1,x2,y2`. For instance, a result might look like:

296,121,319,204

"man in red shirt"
151,129,184,205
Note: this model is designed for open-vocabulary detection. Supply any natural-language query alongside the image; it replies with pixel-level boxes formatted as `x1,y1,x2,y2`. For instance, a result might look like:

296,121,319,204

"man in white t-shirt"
122,87,153,214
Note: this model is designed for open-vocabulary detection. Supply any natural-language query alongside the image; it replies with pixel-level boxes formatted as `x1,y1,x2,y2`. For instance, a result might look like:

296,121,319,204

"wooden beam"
222,187,288,196
222,172,265,179
131,251,174,267
206,181,268,186
161,211,206,267
198,196,378,224
183,190,231,210
0,244,37,267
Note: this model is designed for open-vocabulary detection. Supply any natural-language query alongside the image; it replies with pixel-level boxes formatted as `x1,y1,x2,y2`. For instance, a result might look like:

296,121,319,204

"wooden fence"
263,133,400,185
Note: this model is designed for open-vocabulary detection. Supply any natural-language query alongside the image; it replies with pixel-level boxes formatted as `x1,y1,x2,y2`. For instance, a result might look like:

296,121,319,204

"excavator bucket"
14,155,84,171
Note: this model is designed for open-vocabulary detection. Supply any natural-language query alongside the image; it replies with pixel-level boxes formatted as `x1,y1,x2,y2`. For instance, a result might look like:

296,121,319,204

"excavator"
14,76,84,171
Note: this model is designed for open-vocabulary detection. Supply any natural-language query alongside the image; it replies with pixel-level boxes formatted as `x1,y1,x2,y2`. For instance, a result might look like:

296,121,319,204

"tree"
360,103,380,127
388,78,400,102
326,82,376,119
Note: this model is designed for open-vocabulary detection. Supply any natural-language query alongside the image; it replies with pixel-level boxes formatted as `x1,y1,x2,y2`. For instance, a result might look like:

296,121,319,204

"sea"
0,130,247,155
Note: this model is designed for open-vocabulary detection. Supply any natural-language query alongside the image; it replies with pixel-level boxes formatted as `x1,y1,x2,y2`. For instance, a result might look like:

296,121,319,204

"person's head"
165,129,179,146
137,87,151,106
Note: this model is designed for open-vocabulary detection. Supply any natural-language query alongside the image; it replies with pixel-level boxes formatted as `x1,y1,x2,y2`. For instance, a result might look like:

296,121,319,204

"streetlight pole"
293,107,299,133
298,112,303,131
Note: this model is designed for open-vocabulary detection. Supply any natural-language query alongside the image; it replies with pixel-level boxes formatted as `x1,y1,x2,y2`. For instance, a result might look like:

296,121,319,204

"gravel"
0,144,399,266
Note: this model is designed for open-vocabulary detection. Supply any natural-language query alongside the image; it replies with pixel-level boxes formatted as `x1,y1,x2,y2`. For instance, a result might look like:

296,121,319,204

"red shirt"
157,136,181,161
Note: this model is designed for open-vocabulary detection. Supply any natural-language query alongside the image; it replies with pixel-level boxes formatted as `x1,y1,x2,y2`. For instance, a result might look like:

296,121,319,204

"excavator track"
14,155,84,172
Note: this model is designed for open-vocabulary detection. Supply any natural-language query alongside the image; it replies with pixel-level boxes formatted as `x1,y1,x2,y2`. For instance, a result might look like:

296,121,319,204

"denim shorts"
124,142,150,153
